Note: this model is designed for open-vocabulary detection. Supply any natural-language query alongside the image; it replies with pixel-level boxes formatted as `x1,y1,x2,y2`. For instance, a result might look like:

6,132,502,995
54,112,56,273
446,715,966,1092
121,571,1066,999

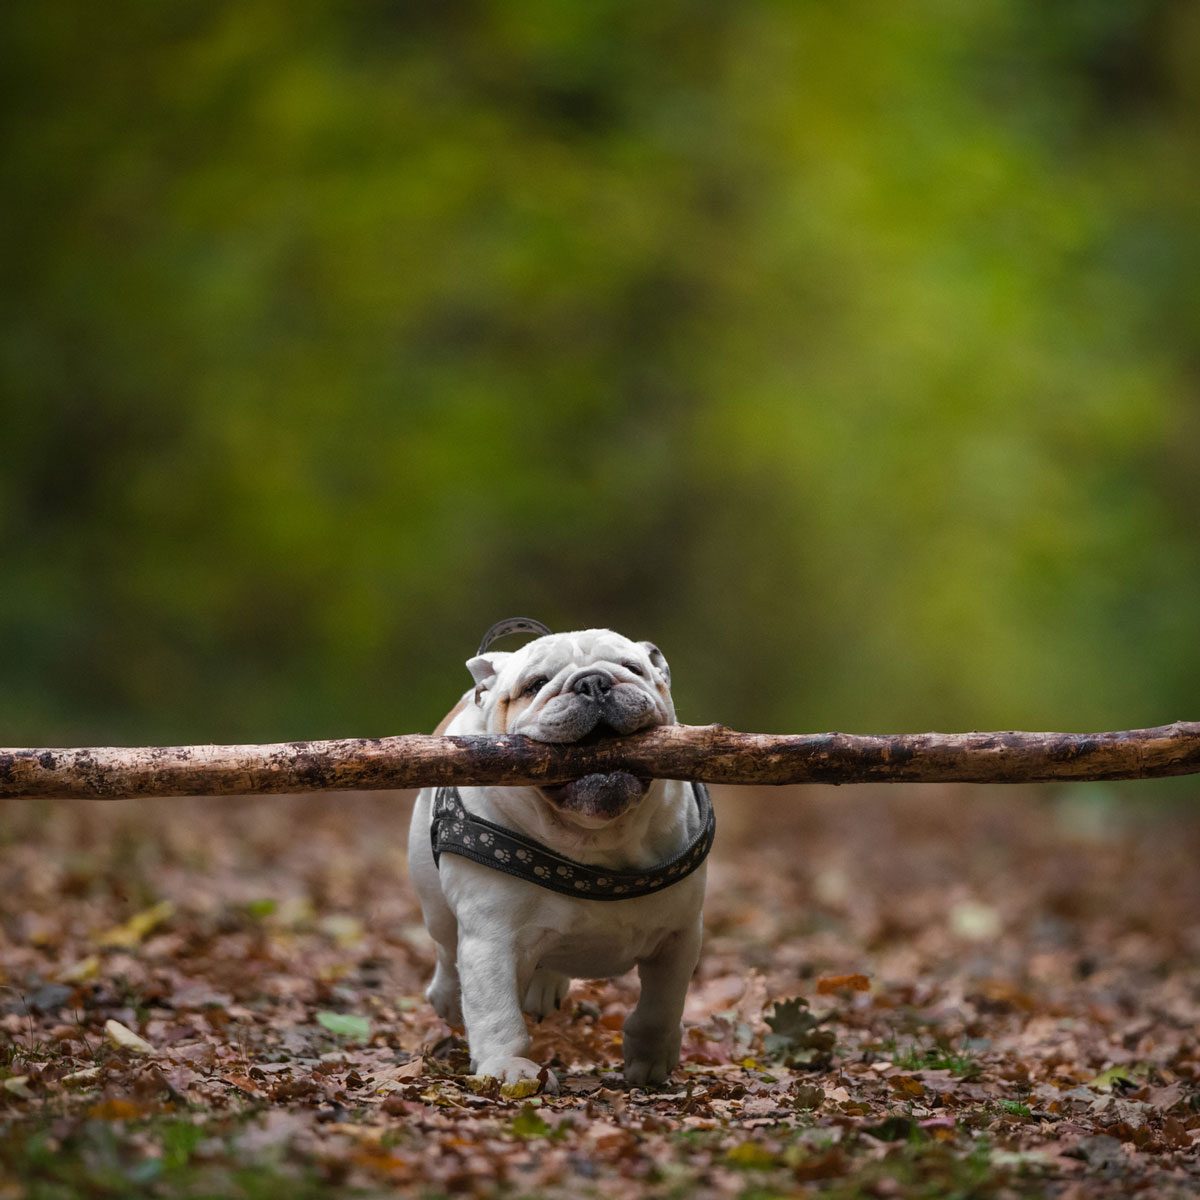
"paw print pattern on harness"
431,783,714,901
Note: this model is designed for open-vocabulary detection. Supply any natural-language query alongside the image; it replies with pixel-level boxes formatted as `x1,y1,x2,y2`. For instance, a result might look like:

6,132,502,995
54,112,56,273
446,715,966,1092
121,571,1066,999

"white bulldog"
407,625,709,1090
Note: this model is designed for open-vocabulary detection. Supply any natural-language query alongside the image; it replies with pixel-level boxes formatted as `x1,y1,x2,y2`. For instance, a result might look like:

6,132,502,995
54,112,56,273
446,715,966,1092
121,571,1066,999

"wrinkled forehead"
502,629,641,681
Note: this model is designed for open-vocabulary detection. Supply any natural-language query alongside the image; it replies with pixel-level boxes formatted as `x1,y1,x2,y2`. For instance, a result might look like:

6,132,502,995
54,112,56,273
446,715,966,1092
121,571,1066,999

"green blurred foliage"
1,0,1197,744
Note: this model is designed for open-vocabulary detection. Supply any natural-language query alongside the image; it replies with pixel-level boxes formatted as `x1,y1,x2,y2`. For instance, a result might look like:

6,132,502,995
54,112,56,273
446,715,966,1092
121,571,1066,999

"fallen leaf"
97,901,174,949
104,1018,155,1055
587,1122,632,1152
1147,1082,1184,1112
316,1011,371,1042
1069,1134,1124,1168
816,973,870,994
1088,1064,1147,1092
865,1114,916,1141
61,1066,102,1088
733,968,769,1028
56,955,100,984
462,1074,500,1098
376,1058,424,1091
318,914,364,946
1161,1116,1191,1149
271,1077,320,1101
763,997,836,1067
726,1141,777,1168
87,1097,147,1120
950,900,1002,941
790,1146,849,1182
919,1116,957,1131
510,1103,550,1138
222,1074,266,1097
499,1077,541,1100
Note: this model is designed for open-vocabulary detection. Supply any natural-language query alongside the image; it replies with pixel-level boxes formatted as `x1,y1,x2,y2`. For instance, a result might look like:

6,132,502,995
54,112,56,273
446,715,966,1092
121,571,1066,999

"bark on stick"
1,721,1197,799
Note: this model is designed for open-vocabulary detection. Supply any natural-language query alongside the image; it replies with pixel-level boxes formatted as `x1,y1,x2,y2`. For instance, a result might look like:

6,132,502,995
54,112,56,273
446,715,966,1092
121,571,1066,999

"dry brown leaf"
815,973,870,994
87,1097,147,1120
374,1058,425,1092
61,1066,102,1088
222,1074,266,1097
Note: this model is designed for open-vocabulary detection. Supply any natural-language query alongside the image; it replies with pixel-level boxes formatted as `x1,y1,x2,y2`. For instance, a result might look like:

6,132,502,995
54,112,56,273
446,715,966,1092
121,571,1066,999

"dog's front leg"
623,916,703,1086
458,933,556,1091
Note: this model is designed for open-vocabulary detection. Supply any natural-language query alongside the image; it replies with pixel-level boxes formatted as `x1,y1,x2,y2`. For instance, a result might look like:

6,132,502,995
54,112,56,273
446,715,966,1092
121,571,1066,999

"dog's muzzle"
522,668,664,821
537,670,658,739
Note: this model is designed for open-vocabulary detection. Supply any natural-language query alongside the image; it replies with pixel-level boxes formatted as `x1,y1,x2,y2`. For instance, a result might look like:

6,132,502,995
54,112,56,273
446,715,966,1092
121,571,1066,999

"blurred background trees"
2,0,1197,745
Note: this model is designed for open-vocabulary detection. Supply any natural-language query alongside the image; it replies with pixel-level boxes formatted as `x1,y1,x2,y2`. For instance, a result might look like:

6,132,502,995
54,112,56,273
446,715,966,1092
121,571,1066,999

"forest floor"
1,780,1198,1198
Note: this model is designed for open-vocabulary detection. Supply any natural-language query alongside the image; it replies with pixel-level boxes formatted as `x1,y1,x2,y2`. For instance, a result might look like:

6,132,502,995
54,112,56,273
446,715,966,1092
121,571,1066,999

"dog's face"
466,629,675,827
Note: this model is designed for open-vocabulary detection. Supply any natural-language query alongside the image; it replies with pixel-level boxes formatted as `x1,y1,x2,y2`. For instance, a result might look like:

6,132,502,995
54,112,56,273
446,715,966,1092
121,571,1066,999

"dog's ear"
466,651,509,704
640,641,670,686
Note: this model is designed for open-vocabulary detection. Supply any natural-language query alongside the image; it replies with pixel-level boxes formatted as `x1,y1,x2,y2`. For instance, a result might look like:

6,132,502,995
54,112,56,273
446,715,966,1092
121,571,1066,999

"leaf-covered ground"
2,783,1198,1198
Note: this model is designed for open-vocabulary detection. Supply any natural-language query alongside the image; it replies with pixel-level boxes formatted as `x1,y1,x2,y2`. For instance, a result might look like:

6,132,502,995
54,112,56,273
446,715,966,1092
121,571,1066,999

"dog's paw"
424,973,463,1028
522,970,570,1020
473,1056,559,1093
622,1025,682,1087
622,1051,678,1087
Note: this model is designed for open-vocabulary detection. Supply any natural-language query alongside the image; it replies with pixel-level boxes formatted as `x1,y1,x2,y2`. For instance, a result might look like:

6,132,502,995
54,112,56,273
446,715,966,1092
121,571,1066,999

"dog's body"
407,628,707,1089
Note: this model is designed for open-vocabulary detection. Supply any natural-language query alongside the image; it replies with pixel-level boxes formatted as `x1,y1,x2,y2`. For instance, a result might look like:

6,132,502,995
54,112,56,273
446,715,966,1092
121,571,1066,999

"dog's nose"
572,670,613,702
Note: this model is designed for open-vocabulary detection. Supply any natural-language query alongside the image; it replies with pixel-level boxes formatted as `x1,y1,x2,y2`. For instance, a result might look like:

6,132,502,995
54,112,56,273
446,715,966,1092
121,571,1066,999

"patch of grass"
0,1114,335,1200
726,1130,1045,1200
818,1137,1036,1200
671,1126,725,1149
510,1103,552,1139
887,1039,984,1080
997,1099,1032,1118
724,1128,1046,1195
157,1118,207,1169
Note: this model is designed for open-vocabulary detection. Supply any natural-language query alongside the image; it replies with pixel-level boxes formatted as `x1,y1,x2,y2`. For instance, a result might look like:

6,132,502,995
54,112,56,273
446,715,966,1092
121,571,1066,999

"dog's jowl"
407,624,713,1090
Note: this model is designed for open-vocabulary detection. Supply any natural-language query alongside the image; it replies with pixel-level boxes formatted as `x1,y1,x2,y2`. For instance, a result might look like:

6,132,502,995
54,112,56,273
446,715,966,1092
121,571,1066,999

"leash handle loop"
476,617,553,657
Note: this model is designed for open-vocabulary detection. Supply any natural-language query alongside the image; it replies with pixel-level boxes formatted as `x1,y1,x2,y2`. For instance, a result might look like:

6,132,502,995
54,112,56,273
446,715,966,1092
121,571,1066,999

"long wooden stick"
1,722,1197,799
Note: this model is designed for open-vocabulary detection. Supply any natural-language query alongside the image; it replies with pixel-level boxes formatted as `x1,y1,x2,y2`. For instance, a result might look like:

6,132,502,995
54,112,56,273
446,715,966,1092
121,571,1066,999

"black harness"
431,781,715,901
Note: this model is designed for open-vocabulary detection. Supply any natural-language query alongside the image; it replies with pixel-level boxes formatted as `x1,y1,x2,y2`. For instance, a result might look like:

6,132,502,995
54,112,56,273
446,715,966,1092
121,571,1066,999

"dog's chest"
530,903,682,979
520,872,704,978
442,854,703,979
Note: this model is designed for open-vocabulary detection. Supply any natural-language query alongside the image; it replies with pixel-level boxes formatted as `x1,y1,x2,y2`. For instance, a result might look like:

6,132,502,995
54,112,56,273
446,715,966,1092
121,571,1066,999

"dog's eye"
622,661,644,677
520,676,549,698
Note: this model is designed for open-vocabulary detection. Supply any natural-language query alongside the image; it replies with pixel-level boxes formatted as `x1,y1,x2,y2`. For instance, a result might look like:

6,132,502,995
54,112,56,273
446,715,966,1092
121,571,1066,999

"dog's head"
466,628,675,826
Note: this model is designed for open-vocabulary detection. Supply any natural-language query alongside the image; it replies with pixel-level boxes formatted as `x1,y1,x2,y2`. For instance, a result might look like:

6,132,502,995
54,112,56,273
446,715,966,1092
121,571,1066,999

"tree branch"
1,721,1198,799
